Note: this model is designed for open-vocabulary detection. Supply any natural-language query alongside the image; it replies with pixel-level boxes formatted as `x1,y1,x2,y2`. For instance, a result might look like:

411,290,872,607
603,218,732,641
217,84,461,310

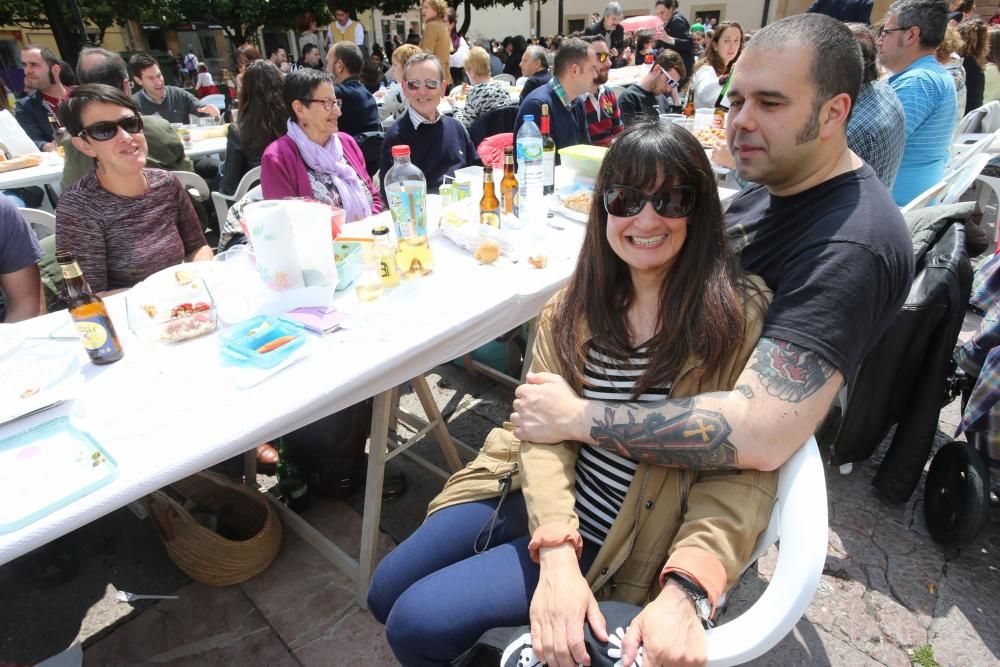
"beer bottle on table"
384,145,433,277
275,438,310,513
540,104,556,195
56,250,124,365
479,166,501,234
683,87,695,117
713,73,732,129
500,146,518,225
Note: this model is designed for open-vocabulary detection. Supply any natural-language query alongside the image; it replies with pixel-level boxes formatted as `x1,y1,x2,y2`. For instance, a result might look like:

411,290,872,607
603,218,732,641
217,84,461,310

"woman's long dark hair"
550,120,750,398
695,21,743,77
237,60,287,158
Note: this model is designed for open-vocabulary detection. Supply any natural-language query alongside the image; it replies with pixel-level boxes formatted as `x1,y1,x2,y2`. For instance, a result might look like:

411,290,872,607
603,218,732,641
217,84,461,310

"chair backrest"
945,129,996,175
492,73,515,84
172,171,210,202
17,207,56,241
354,131,385,178
705,437,828,665
515,76,528,87
199,94,226,111
900,179,949,215
469,104,519,146
941,152,992,204
210,166,261,228
956,100,1000,135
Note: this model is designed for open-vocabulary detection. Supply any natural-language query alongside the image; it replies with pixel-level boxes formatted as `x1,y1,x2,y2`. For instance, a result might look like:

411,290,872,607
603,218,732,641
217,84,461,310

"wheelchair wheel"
924,440,990,548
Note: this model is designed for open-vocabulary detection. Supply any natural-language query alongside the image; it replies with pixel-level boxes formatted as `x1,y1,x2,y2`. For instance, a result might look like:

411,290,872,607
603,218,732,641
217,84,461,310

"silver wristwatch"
665,573,715,628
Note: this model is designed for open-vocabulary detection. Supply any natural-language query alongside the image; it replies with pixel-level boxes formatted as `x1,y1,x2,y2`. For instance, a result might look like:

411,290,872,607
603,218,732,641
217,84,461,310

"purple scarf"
451,29,461,51
286,119,372,222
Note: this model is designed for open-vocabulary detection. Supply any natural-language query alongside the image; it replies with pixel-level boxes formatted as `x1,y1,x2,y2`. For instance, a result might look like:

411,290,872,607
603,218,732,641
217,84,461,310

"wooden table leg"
411,375,463,473
357,388,393,608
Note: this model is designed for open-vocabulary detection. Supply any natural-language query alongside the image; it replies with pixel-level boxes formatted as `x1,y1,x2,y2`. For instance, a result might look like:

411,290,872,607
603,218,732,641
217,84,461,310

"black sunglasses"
77,115,144,141
405,78,442,90
604,184,696,218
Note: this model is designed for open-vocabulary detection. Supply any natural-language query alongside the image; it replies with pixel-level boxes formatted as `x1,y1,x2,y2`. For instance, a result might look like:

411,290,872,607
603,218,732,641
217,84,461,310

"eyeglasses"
306,98,343,111
877,26,908,38
595,52,611,63
405,78,442,90
604,184,696,219
77,115,144,141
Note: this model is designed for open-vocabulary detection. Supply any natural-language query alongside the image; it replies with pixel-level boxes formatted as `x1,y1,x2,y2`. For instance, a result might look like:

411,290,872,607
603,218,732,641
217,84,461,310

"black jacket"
519,70,552,104
584,21,625,53
806,0,874,23
827,208,973,503
655,14,694,79
14,90,54,150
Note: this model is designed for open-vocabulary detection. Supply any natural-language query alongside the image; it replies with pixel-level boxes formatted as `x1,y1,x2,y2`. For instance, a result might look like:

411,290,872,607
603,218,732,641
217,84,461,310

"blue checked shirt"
888,55,959,206
847,81,906,191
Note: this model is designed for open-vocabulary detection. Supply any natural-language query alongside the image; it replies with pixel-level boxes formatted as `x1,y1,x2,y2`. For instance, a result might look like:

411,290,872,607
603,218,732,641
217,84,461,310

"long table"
0,200,586,597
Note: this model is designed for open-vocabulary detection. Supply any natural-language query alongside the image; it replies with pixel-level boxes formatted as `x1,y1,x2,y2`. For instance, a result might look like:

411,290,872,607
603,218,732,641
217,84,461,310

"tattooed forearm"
736,384,754,399
590,404,739,470
750,338,836,404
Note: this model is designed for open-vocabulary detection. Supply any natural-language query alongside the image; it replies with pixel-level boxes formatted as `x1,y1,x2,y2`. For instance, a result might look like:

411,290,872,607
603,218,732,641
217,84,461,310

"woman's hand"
531,544,608,667
511,372,591,444
619,579,706,667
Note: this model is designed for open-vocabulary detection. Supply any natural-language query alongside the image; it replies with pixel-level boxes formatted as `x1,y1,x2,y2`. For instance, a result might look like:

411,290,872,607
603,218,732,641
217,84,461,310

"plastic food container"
334,242,364,291
557,145,608,179
126,278,218,344
218,316,306,368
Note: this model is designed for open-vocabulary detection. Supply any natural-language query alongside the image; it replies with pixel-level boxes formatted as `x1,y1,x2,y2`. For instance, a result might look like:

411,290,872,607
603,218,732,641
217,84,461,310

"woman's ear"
71,135,97,158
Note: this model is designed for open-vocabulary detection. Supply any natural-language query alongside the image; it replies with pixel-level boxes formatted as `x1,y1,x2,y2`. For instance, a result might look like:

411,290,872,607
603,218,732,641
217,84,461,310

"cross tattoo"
683,418,715,442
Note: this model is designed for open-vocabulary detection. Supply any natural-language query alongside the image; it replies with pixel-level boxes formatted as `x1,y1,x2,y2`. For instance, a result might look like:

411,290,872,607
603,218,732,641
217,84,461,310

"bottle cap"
55,250,76,264
524,114,534,122
372,225,390,236
391,145,411,157
484,166,493,175
504,145,513,155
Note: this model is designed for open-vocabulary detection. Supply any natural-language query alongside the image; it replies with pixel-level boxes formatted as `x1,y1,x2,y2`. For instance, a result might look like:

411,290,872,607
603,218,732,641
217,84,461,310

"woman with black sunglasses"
367,121,776,667
55,84,211,295
260,68,381,221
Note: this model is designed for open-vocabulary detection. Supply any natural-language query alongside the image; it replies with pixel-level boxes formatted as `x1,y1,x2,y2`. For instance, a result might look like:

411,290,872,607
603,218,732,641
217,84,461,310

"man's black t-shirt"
726,163,914,380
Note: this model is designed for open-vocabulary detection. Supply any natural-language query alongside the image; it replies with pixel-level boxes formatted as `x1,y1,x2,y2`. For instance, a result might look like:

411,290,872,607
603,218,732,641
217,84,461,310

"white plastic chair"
492,73,515,84
705,436,828,666
945,128,997,175
198,94,226,111
940,153,992,205
172,170,210,203
17,207,55,240
211,165,261,224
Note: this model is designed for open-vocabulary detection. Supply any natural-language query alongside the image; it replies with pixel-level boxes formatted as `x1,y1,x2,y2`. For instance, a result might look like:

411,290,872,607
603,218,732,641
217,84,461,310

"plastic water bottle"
384,145,433,277
516,114,544,228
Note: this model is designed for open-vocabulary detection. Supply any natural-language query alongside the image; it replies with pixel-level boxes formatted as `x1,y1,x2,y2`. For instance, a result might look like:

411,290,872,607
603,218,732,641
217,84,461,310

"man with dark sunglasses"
617,48,686,125
378,53,479,198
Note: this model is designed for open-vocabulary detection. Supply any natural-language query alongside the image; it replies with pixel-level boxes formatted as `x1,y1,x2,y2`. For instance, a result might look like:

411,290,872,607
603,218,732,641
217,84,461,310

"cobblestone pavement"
1,361,997,666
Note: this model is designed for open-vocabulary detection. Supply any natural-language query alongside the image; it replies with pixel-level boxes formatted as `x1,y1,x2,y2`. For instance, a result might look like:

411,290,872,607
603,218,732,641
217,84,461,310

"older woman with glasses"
55,84,211,295
367,121,776,667
260,68,381,222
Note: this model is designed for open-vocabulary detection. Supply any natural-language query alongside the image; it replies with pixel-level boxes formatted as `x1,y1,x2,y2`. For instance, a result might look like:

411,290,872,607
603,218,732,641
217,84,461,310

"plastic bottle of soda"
384,145,433,277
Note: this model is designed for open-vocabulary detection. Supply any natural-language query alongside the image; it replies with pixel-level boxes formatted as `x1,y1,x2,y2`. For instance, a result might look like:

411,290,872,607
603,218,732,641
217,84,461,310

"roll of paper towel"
242,200,305,291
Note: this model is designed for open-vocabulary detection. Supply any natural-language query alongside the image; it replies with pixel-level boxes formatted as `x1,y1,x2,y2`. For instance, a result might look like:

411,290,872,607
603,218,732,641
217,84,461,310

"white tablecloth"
0,200,586,565
0,154,63,190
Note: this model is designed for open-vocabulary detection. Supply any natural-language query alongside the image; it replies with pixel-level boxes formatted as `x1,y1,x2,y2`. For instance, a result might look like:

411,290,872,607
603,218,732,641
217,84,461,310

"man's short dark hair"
744,13,862,120
22,44,59,69
655,0,679,9
845,23,879,85
581,34,608,47
128,52,158,79
889,0,949,49
332,41,364,75
59,83,140,137
553,37,592,77
655,48,686,82
302,44,320,58
77,47,129,90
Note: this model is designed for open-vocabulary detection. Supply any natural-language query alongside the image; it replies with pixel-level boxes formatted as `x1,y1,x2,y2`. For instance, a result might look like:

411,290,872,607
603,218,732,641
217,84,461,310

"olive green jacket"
428,275,777,609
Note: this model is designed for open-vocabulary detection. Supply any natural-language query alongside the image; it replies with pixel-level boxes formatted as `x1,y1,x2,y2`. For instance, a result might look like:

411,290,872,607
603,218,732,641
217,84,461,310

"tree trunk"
41,0,81,63
460,0,471,36
557,0,564,35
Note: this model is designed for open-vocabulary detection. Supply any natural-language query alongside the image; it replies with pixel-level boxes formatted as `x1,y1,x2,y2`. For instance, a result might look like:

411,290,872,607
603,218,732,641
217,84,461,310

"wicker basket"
146,471,282,586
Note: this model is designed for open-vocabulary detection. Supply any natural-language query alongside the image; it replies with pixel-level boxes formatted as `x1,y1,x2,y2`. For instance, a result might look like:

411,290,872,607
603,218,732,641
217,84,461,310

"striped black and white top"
574,341,670,547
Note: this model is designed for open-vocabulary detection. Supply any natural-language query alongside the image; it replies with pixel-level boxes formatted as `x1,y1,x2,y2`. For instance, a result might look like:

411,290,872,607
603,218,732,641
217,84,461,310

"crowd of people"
0,1,997,665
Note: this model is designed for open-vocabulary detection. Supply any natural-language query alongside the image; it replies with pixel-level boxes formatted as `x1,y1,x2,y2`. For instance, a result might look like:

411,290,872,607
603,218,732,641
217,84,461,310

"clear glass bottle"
372,225,400,287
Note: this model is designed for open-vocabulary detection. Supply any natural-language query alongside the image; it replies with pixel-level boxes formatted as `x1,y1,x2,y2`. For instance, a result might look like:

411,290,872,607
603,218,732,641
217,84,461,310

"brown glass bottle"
500,146,518,221
540,104,556,195
479,166,501,231
56,250,124,365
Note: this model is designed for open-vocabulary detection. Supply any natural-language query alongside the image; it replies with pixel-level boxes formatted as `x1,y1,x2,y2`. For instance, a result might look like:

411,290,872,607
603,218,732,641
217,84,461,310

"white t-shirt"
691,65,723,110
195,72,214,88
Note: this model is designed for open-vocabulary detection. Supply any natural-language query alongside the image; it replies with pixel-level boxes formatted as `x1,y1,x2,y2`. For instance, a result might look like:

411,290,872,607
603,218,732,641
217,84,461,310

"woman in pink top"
260,68,382,226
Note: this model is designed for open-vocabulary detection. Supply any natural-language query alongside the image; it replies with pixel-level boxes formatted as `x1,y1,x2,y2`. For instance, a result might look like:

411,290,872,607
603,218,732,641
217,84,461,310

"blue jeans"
367,492,597,666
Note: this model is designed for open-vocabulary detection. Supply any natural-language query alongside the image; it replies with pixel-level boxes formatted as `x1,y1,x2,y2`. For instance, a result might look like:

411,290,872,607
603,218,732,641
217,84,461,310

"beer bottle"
540,104,556,195
479,166,501,233
275,438,311,513
500,146,518,225
713,74,732,129
683,87,695,117
56,250,124,365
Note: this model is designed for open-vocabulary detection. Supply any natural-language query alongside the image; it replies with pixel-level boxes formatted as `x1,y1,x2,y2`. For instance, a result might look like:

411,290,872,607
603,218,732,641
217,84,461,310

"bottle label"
75,315,116,355
480,211,500,229
378,253,399,286
60,262,83,279
543,154,555,187
502,186,518,215
387,186,427,239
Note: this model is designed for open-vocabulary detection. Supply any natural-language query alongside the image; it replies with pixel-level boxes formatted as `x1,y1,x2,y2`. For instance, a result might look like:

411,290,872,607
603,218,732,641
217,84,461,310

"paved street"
1,355,997,666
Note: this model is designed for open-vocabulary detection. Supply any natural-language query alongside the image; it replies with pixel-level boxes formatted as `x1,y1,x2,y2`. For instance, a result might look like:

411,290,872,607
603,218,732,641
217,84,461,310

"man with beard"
580,35,623,147
15,45,71,151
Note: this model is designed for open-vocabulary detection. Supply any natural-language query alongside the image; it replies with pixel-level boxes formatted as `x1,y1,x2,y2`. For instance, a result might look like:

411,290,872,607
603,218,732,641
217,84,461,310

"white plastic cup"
659,113,685,128
694,108,715,131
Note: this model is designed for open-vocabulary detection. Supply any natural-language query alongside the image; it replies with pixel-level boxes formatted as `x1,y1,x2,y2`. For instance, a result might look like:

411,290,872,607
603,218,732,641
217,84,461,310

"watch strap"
665,572,715,628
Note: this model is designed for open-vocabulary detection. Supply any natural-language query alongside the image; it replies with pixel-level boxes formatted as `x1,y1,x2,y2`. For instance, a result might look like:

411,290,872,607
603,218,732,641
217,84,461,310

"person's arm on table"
512,336,842,472
1,265,43,322
186,245,213,262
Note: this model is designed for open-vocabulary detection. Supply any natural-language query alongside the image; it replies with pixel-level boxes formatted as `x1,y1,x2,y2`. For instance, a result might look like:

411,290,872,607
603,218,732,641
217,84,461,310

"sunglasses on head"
77,115,144,141
405,78,442,90
604,184,696,218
